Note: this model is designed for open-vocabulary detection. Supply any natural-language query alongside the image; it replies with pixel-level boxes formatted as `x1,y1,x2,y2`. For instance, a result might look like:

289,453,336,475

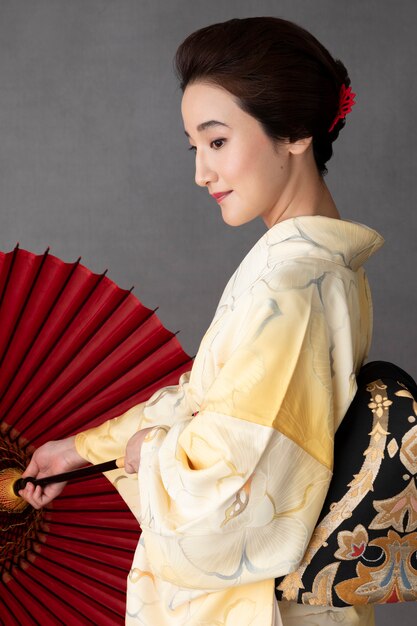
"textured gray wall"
0,1,416,623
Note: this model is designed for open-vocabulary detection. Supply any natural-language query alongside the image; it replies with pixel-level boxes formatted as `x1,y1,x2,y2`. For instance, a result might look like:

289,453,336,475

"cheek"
234,136,286,185
223,132,268,181
241,149,285,199
222,149,252,182
221,134,288,208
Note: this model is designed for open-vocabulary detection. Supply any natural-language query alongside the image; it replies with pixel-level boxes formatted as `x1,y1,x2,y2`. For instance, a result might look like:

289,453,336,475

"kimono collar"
263,215,384,271
221,216,384,306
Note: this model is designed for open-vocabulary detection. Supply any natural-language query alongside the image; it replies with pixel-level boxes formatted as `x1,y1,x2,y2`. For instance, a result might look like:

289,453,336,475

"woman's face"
181,82,310,228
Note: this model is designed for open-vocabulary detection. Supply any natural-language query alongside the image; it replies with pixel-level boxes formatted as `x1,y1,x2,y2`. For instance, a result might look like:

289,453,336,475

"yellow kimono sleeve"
134,275,337,598
74,370,194,465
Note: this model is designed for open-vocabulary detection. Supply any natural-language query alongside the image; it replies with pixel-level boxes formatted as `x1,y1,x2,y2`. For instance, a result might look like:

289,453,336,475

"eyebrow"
184,120,230,138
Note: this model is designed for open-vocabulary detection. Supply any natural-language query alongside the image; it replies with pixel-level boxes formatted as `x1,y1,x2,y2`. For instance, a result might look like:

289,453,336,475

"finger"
19,481,35,498
124,460,138,474
36,487,53,507
33,485,52,509
26,484,48,509
19,483,40,510
30,484,43,508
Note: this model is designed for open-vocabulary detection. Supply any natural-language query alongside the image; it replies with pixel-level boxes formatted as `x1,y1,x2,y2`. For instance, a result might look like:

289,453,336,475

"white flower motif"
178,436,329,582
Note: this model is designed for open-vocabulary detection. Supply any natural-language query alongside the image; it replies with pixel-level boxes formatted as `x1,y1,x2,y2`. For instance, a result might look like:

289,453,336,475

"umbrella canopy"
0,245,193,625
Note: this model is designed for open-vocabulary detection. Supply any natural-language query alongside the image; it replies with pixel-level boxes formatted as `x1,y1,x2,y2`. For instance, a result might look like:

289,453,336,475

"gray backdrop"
0,1,416,623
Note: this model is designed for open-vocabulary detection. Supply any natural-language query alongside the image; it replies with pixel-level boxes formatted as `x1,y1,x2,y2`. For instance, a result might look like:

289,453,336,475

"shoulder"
251,256,351,299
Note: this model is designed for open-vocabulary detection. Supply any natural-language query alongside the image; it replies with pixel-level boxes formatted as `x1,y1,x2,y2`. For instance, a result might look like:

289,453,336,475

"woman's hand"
19,436,86,509
124,427,154,474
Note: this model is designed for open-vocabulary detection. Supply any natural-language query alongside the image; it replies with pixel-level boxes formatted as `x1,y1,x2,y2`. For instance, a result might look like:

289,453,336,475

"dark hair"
175,17,352,176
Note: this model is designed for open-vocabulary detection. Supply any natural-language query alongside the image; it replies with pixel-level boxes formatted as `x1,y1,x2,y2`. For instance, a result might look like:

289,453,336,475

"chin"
220,207,256,228
221,216,244,227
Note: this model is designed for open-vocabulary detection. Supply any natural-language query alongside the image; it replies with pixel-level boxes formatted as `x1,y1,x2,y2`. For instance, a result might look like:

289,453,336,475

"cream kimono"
75,215,384,626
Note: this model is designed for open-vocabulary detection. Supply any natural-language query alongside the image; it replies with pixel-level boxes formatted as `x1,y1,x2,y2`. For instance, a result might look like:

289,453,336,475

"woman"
21,17,384,626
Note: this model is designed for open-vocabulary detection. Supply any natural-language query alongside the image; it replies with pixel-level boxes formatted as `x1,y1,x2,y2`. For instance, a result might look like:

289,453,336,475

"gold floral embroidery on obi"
368,393,392,418
334,525,369,560
400,425,417,475
335,530,417,604
277,379,390,602
301,562,340,606
370,479,417,532
387,438,399,458
395,387,417,416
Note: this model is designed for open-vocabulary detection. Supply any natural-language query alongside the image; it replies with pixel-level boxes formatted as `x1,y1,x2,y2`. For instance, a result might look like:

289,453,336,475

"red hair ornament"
328,84,356,133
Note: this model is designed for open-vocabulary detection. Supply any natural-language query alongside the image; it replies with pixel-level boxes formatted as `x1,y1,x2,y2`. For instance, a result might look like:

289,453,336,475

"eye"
210,138,226,149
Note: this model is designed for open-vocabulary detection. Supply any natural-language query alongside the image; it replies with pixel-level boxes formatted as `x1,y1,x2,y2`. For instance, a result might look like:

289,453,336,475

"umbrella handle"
13,457,125,495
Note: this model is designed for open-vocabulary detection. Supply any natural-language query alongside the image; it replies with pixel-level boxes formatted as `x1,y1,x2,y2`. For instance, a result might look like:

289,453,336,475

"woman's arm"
134,274,339,591
73,369,194,464
20,370,194,508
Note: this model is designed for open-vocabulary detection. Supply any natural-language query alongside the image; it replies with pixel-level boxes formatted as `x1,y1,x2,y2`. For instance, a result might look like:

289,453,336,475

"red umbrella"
0,245,193,625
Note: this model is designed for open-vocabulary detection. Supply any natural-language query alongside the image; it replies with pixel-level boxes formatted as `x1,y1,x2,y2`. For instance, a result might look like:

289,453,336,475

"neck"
264,147,340,229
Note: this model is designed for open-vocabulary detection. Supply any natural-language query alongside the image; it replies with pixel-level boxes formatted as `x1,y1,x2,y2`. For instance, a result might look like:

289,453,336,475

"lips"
211,191,232,203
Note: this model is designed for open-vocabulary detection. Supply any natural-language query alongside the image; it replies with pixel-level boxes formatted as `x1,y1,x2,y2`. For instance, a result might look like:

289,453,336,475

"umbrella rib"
44,529,136,554
45,518,139,534
57,486,120,497
44,518,139,537
0,587,35,626
27,558,123,623
0,249,52,376
33,549,128,599
4,266,127,434
40,540,131,575
63,349,191,433
0,244,19,311
45,503,138,514
20,330,189,444
14,303,157,443
22,564,97,625
0,574,51,626
0,251,80,406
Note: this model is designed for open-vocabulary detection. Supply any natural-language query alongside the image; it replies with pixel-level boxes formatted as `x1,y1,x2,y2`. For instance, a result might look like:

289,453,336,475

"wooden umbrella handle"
13,457,125,495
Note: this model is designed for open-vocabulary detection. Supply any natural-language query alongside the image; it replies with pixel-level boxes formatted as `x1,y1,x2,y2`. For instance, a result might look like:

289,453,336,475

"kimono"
75,215,384,625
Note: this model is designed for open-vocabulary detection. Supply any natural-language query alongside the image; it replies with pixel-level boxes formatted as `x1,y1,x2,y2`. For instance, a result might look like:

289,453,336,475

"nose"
194,151,217,188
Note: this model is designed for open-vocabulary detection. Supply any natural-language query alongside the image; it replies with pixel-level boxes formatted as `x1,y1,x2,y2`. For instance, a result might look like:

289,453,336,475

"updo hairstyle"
175,17,352,176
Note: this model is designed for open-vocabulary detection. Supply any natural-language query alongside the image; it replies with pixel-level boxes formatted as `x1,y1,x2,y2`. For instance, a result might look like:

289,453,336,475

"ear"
287,136,313,155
